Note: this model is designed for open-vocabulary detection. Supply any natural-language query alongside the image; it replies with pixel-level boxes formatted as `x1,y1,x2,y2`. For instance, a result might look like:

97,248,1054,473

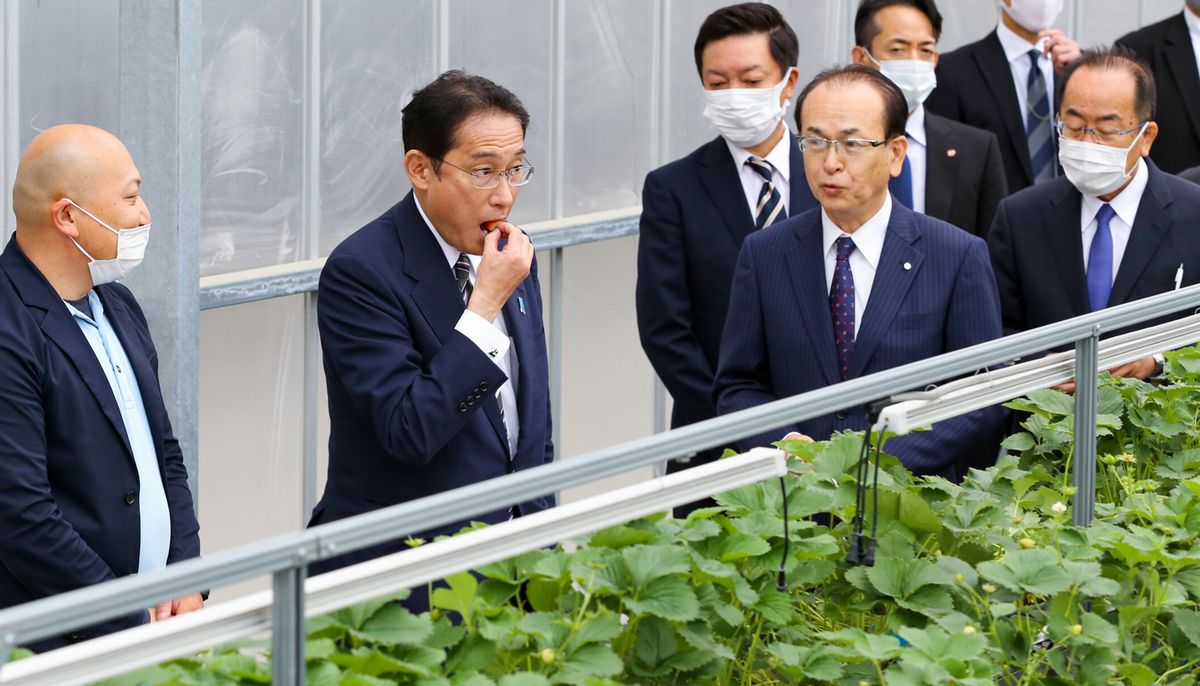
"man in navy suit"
309,71,553,585
0,125,202,650
715,66,1005,478
636,4,817,507
925,0,1081,194
989,47,1200,381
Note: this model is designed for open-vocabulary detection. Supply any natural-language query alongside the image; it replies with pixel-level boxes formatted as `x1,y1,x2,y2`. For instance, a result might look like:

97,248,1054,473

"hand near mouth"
469,220,533,322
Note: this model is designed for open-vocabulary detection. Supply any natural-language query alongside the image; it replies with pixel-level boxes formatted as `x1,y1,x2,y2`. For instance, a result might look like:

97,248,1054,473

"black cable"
846,423,874,565
777,476,789,591
866,423,884,567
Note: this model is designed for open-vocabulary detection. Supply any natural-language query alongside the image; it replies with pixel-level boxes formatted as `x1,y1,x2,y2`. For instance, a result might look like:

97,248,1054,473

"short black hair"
794,65,908,140
401,70,530,174
854,0,943,49
693,3,799,77
1059,45,1157,121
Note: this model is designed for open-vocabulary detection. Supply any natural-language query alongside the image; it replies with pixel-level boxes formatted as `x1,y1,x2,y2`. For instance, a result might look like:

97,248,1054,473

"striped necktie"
1025,49,1055,184
746,157,787,229
454,252,510,453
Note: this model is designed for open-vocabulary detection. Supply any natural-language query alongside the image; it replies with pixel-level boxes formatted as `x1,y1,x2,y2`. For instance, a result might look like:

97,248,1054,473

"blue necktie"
746,157,787,229
890,152,913,208
830,236,856,380
1086,204,1116,311
1025,50,1055,183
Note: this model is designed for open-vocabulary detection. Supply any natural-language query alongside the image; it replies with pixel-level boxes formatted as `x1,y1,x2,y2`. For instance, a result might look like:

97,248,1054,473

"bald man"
0,125,202,651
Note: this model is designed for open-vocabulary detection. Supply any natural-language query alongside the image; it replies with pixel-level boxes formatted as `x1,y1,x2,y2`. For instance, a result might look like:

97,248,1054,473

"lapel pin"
946,149,957,158
518,296,526,314
903,262,912,271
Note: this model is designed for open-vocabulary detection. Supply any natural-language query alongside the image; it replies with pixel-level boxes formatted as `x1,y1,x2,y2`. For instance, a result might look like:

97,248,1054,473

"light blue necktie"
1087,204,1116,311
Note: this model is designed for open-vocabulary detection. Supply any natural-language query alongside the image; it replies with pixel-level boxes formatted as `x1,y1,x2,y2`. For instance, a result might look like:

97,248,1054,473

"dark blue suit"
0,238,200,651
989,160,1200,335
714,201,1006,477
309,194,553,579
636,135,818,457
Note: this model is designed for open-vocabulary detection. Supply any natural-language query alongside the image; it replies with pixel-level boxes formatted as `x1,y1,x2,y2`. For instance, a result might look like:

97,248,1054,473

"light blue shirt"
64,291,170,574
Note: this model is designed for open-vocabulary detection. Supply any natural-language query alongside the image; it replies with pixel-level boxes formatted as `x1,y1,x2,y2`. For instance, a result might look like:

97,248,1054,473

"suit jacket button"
467,397,475,406
834,411,848,421
479,382,489,393
124,491,137,505
457,402,468,413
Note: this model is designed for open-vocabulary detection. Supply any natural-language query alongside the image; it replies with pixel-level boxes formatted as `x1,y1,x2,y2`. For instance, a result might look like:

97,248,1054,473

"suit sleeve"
0,316,147,636
530,255,555,471
318,252,507,466
974,132,1009,240
635,171,718,421
713,239,800,451
885,239,1007,475
986,200,1026,336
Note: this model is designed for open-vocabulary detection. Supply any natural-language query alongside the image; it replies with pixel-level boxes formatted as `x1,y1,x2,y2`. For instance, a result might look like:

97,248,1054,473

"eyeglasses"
438,158,535,189
798,135,889,157
1054,117,1147,146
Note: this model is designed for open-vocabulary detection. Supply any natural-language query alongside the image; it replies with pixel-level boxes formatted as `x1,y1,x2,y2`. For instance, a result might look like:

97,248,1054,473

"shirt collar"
726,126,792,182
414,194,481,273
906,105,927,147
996,19,1046,64
1186,6,1200,40
63,290,104,324
821,193,892,270
1080,157,1150,230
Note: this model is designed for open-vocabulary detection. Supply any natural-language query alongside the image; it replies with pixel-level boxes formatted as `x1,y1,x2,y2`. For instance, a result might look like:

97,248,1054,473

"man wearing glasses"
988,47,1200,378
715,65,1005,478
309,71,553,597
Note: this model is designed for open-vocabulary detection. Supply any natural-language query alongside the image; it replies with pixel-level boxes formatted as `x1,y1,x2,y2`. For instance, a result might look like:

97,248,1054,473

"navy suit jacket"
636,134,818,431
309,194,553,575
989,160,1200,335
0,238,200,650
714,201,1006,476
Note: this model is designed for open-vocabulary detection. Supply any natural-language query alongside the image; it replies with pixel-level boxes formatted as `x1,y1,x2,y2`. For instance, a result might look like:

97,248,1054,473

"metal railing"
3,282,1200,683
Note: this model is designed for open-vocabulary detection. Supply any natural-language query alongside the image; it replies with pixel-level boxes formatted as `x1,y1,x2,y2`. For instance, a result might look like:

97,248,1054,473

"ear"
1139,121,1159,157
51,199,80,239
405,150,435,191
850,45,872,68
781,66,800,104
889,136,910,178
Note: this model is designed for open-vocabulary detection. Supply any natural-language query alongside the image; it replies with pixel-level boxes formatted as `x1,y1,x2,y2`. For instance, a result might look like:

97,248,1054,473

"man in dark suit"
1116,3,1200,174
309,71,553,586
926,0,1081,194
850,0,1008,237
636,4,818,507
715,66,1005,478
989,48,1200,383
0,125,202,651
1181,165,1200,184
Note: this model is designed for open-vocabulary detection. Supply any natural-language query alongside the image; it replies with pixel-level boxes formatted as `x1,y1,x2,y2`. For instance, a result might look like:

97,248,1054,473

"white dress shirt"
1186,6,1200,78
414,196,520,456
822,193,893,337
906,105,928,214
1080,158,1149,282
726,126,793,218
996,19,1055,132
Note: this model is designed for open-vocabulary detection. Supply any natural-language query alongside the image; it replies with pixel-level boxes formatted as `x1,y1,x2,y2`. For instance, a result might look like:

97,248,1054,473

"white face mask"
702,67,797,149
866,53,937,112
1000,0,1063,32
66,200,152,286
1058,123,1147,197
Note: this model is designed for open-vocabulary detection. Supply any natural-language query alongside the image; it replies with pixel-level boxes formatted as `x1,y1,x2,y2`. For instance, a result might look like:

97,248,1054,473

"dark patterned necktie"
746,157,787,229
830,236,856,380
1026,50,1055,183
454,253,473,305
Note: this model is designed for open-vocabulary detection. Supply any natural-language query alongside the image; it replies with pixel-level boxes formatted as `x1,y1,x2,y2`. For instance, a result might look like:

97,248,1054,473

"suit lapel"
398,194,467,344
1041,184,1089,316
99,288,167,461
1164,14,1200,145
784,215,840,386
976,31,1033,185
697,137,756,246
847,205,923,379
1110,163,1174,306
498,282,535,458
922,114,956,221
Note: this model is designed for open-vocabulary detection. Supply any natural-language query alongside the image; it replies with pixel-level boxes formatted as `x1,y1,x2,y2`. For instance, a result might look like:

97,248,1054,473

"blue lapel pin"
518,296,526,314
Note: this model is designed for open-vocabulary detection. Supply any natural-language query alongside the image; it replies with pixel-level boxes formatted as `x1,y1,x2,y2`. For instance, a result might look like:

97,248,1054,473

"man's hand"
1051,356,1158,394
151,593,205,622
468,223,533,322
1040,29,1081,72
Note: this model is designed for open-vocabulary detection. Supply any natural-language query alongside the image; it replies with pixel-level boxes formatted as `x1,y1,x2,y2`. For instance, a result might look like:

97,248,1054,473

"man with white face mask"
988,48,1200,383
0,125,203,651
926,0,1081,195
850,0,1008,237
636,3,818,516
1116,1,1200,174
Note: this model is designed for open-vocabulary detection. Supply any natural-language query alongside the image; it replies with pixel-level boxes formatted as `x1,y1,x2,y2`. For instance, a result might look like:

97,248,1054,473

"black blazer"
988,160,1200,335
1181,165,1200,185
0,238,201,651
924,111,1009,237
636,135,818,431
1117,13,1200,174
927,30,1059,195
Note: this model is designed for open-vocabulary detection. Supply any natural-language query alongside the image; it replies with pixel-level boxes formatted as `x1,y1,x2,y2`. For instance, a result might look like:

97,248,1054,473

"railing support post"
271,564,306,685
1072,328,1100,527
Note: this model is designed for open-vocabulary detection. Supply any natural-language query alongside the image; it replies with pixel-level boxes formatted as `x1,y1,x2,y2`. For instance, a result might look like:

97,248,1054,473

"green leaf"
561,643,623,677
571,612,622,648
353,603,433,646
625,576,700,621
497,674,551,686
307,638,338,660
622,545,690,588
634,617,678,668
589,524,657,549
431,572,478,624
977,549,1072,595
339,674,399,686
1172,609,1200,649
1062,560,1120,597
517,612,571,647
714,533,772,562
1116,663,1158,686
819,629,903,661
1079,612,1119,646
451,674,497,686
307,662,342,686
1001,432,1035,452
444,632,497,674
